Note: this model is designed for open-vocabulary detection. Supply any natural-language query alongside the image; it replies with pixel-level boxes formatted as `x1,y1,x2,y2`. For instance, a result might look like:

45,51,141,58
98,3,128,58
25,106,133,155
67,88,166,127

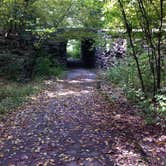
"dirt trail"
0,69,165,166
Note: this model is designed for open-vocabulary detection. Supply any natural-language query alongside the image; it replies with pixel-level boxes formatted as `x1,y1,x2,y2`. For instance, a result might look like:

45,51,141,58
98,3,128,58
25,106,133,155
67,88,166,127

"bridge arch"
42,28,97,68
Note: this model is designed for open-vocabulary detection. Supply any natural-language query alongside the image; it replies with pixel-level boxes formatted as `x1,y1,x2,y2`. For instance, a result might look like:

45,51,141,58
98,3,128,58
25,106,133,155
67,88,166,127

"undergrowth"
33,56,66,79
107,57,166,126
0,80,42,115
0,51,66,115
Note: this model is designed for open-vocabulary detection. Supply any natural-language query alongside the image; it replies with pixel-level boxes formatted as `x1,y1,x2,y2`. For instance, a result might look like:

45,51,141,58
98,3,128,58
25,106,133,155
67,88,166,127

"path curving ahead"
0,69,150,166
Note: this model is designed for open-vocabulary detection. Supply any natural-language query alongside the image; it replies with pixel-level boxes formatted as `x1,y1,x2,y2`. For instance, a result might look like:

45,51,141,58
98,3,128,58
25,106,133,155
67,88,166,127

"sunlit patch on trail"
57,90,90,96
45,89,91,97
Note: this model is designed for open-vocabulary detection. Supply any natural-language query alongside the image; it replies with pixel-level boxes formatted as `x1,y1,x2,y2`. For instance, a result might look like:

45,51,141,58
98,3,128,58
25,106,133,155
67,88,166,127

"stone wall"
42,40,67,66
95,32,127,69
0,33,36,80
42,37,127,69
0,30,128,75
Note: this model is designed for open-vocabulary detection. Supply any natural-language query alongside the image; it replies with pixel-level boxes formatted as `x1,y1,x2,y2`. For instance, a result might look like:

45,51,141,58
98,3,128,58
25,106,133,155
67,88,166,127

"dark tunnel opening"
66,39,95,68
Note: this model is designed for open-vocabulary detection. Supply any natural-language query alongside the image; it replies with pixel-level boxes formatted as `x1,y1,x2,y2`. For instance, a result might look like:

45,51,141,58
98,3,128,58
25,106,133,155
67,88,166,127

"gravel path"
0,69,159,166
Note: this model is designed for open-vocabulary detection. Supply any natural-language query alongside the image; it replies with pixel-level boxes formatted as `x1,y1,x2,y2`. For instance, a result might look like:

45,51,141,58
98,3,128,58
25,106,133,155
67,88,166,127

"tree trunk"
118,0,145,93
157,0,164,90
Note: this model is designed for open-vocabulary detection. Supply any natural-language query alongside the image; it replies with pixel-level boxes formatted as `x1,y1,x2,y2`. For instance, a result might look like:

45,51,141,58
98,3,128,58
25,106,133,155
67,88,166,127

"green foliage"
67,40,81,59
0,51,64,81
137,92,166,125
107,59,139,92
103,0,166,30
0,82,40,114
107,53,166,125
0,0,36,33
154,93,166,117
33,56,64,78
0,51,36,81
29,0,104,31
32,0,73,28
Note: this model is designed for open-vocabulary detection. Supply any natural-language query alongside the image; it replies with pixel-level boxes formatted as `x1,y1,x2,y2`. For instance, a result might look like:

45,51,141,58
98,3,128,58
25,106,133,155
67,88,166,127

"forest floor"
0,69,165,166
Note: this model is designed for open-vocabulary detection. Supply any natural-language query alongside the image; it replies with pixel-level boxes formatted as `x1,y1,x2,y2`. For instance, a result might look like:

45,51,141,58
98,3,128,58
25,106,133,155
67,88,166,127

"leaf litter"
0,69,165,166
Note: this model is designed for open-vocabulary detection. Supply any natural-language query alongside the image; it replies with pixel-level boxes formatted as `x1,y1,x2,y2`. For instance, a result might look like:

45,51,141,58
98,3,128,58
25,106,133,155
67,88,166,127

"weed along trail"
0,69,163,166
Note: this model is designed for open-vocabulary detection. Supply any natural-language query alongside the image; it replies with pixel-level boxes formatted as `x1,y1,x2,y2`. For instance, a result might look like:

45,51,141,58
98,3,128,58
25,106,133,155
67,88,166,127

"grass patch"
0,79,42,115
0,55,66,115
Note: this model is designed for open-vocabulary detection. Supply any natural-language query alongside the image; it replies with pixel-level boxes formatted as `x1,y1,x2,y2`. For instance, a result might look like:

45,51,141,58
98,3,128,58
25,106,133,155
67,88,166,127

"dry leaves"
0,69,165,166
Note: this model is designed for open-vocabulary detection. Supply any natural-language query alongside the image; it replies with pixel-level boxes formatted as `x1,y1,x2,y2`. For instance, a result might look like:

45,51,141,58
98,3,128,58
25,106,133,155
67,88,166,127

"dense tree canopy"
0,0,105,34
